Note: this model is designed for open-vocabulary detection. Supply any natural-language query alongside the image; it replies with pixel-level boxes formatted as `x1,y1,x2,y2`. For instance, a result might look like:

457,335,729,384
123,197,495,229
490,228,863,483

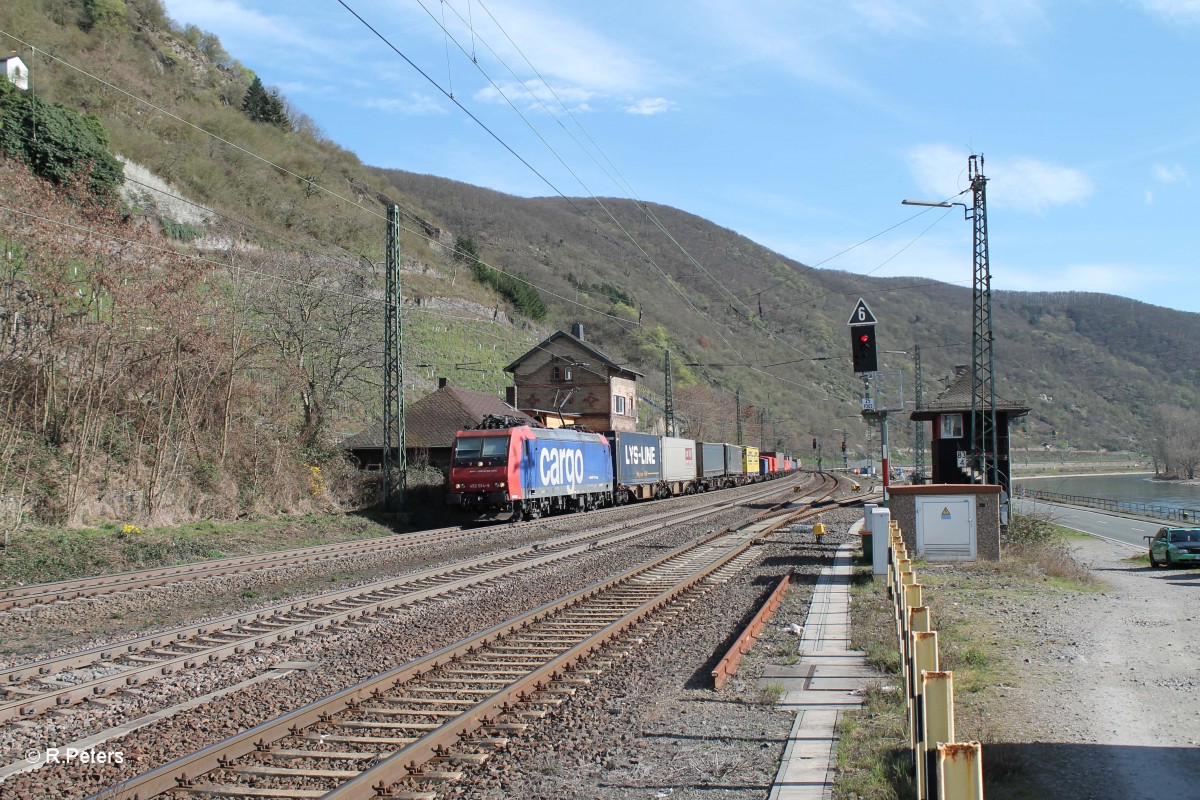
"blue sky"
159,1,1200,313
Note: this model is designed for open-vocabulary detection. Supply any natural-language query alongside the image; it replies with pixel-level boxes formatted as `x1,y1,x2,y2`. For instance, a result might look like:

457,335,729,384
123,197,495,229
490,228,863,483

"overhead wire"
434,0,842,375
0,28,635,328
4,17,939,415
405,1,870,402
439,0,754,325
403,0,745,356
1,194,630,392
1,30,855,438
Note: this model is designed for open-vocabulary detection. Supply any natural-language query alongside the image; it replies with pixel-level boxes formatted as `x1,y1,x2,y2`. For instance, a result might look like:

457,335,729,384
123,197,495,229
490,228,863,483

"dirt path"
998,537,1200,799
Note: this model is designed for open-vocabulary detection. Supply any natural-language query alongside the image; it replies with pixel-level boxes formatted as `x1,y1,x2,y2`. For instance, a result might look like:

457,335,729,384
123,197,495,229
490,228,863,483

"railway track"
88,483,840,800
1,475,825,725
1,474,835,612
0,526,479,611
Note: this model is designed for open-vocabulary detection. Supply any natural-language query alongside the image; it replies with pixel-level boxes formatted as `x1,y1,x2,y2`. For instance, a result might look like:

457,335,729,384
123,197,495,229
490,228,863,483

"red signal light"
850,324,878,373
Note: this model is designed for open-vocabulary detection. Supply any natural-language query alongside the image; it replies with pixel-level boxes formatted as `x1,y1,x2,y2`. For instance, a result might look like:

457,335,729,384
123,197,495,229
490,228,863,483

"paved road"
1013,497,1160,549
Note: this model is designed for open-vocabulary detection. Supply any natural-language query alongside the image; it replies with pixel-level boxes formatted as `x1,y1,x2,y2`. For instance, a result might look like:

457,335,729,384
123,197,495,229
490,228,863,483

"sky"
157,0,1200,313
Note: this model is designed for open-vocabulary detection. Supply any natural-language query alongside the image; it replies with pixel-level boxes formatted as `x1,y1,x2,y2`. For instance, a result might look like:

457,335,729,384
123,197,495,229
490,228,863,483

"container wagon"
723,444,745,487
607,430,662,503
661,437,698,496
696,442,726,491
743,446,761,482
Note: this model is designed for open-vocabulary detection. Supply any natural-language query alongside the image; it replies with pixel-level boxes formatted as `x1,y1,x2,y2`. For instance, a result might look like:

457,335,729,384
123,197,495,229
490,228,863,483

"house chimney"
571,323,584,340
439,377,448,389
505,386,517,406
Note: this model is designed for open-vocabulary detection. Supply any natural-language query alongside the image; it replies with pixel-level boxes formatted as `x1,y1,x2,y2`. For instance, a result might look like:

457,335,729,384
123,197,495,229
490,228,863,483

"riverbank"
1014,470,1153,480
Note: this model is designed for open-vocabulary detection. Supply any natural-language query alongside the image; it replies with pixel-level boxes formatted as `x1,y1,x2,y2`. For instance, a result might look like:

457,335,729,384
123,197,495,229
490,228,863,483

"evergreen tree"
241,76,289,128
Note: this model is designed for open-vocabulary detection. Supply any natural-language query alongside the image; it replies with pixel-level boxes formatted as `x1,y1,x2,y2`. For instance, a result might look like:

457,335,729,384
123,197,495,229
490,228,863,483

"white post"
871,507,891,576
862,503,878,534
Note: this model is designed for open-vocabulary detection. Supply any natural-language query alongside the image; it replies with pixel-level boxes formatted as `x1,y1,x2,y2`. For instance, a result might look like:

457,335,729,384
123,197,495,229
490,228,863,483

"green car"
1148,527,1200,568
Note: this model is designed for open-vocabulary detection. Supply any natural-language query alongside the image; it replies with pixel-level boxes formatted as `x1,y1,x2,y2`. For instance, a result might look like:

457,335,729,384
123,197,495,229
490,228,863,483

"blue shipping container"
608,431,663,485
520,429,613,499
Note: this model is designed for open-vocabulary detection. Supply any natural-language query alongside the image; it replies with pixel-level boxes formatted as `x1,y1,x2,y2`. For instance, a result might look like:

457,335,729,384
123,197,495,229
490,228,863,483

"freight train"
446,416,799,522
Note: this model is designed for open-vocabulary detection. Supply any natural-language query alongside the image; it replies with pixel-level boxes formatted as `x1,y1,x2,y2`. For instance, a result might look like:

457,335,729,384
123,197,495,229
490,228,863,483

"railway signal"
851,326,878,374
847,299,878,375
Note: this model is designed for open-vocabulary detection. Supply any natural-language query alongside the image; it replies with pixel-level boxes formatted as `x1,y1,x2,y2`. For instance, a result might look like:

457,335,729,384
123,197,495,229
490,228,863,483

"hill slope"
1,0,1196,529
372,168,1200,453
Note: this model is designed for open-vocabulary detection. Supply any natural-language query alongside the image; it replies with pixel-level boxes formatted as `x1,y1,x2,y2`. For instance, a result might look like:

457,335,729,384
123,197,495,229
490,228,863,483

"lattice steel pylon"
912,344,925,484
664,348,676,437
382,205,406,510
735,389,743,446
968,155,1000,487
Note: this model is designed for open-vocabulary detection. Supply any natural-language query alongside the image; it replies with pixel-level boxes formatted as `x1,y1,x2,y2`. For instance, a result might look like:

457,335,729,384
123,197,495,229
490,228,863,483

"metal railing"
886,522,984,799
1020,488,1200,523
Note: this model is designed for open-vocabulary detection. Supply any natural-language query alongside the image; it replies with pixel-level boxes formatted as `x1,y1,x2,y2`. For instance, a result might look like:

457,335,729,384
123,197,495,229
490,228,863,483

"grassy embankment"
0,514,402,588
833,514,1100,800
1008,449,1145,478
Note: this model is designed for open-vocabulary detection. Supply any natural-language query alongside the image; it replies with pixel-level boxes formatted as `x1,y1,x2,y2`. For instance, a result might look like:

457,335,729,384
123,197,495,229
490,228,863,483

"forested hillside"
0,0,1196,531
373,170,1200,458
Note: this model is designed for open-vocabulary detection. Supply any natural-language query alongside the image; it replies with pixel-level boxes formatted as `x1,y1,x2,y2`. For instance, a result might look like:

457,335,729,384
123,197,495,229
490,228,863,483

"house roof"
504,330,643,379
343,386,534,450
910,367,1030,421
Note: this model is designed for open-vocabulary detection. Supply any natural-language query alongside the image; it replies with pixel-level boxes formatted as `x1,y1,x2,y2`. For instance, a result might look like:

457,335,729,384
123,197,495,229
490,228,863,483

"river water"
1015,472,1200,512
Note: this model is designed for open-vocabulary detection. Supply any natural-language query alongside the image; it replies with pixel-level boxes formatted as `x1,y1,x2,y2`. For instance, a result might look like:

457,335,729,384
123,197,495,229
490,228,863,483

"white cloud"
363,93,448,116
906,144,972,202
161,0,322,52
1153,162,1191,184
905,145,1094,214
1145,188,1155,204
998,262,1160,295
1136,0,1200,25
625,98,675,116
465,2,661,95
695,0,1047,95
473,81,596,110
993,157,1094,213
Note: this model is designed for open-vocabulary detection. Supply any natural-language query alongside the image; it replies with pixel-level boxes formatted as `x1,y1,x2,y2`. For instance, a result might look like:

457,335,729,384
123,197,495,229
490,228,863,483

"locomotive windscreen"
453,434,510,467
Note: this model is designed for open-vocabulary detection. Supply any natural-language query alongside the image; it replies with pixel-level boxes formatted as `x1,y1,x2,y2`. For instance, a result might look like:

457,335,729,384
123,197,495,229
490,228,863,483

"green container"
861,532,873,562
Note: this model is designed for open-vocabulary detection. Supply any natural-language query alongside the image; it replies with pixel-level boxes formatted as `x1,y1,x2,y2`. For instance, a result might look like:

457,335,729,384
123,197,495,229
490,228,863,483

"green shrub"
470,261,547,321
0,85,124,198
162,219,201,241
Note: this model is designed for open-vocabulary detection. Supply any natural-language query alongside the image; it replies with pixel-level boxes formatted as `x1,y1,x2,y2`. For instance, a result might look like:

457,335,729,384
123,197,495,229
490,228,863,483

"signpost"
848,299,894,502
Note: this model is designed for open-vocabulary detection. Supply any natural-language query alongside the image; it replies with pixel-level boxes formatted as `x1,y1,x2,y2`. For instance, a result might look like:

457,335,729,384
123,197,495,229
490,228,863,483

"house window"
552,366,572,382
613,395,627,415
940,413,964,439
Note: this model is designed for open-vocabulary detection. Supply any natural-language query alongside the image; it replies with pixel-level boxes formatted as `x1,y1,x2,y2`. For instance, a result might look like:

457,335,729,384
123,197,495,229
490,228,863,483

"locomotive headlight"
454,483,464,490
494,481,506,489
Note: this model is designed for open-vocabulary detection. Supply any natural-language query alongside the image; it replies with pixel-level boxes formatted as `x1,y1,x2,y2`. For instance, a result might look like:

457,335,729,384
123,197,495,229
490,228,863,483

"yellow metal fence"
886,521,985,800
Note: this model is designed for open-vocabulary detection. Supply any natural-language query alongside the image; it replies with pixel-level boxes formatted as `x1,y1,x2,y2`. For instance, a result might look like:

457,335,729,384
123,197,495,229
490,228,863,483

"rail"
88,483,839,800
711,574,790,690
1020,488,1200,523
1,477,811,723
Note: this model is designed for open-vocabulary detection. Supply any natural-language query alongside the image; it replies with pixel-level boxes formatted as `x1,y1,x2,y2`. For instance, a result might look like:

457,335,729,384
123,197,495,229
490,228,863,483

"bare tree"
1151,404,1200,480
253,252,379,448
